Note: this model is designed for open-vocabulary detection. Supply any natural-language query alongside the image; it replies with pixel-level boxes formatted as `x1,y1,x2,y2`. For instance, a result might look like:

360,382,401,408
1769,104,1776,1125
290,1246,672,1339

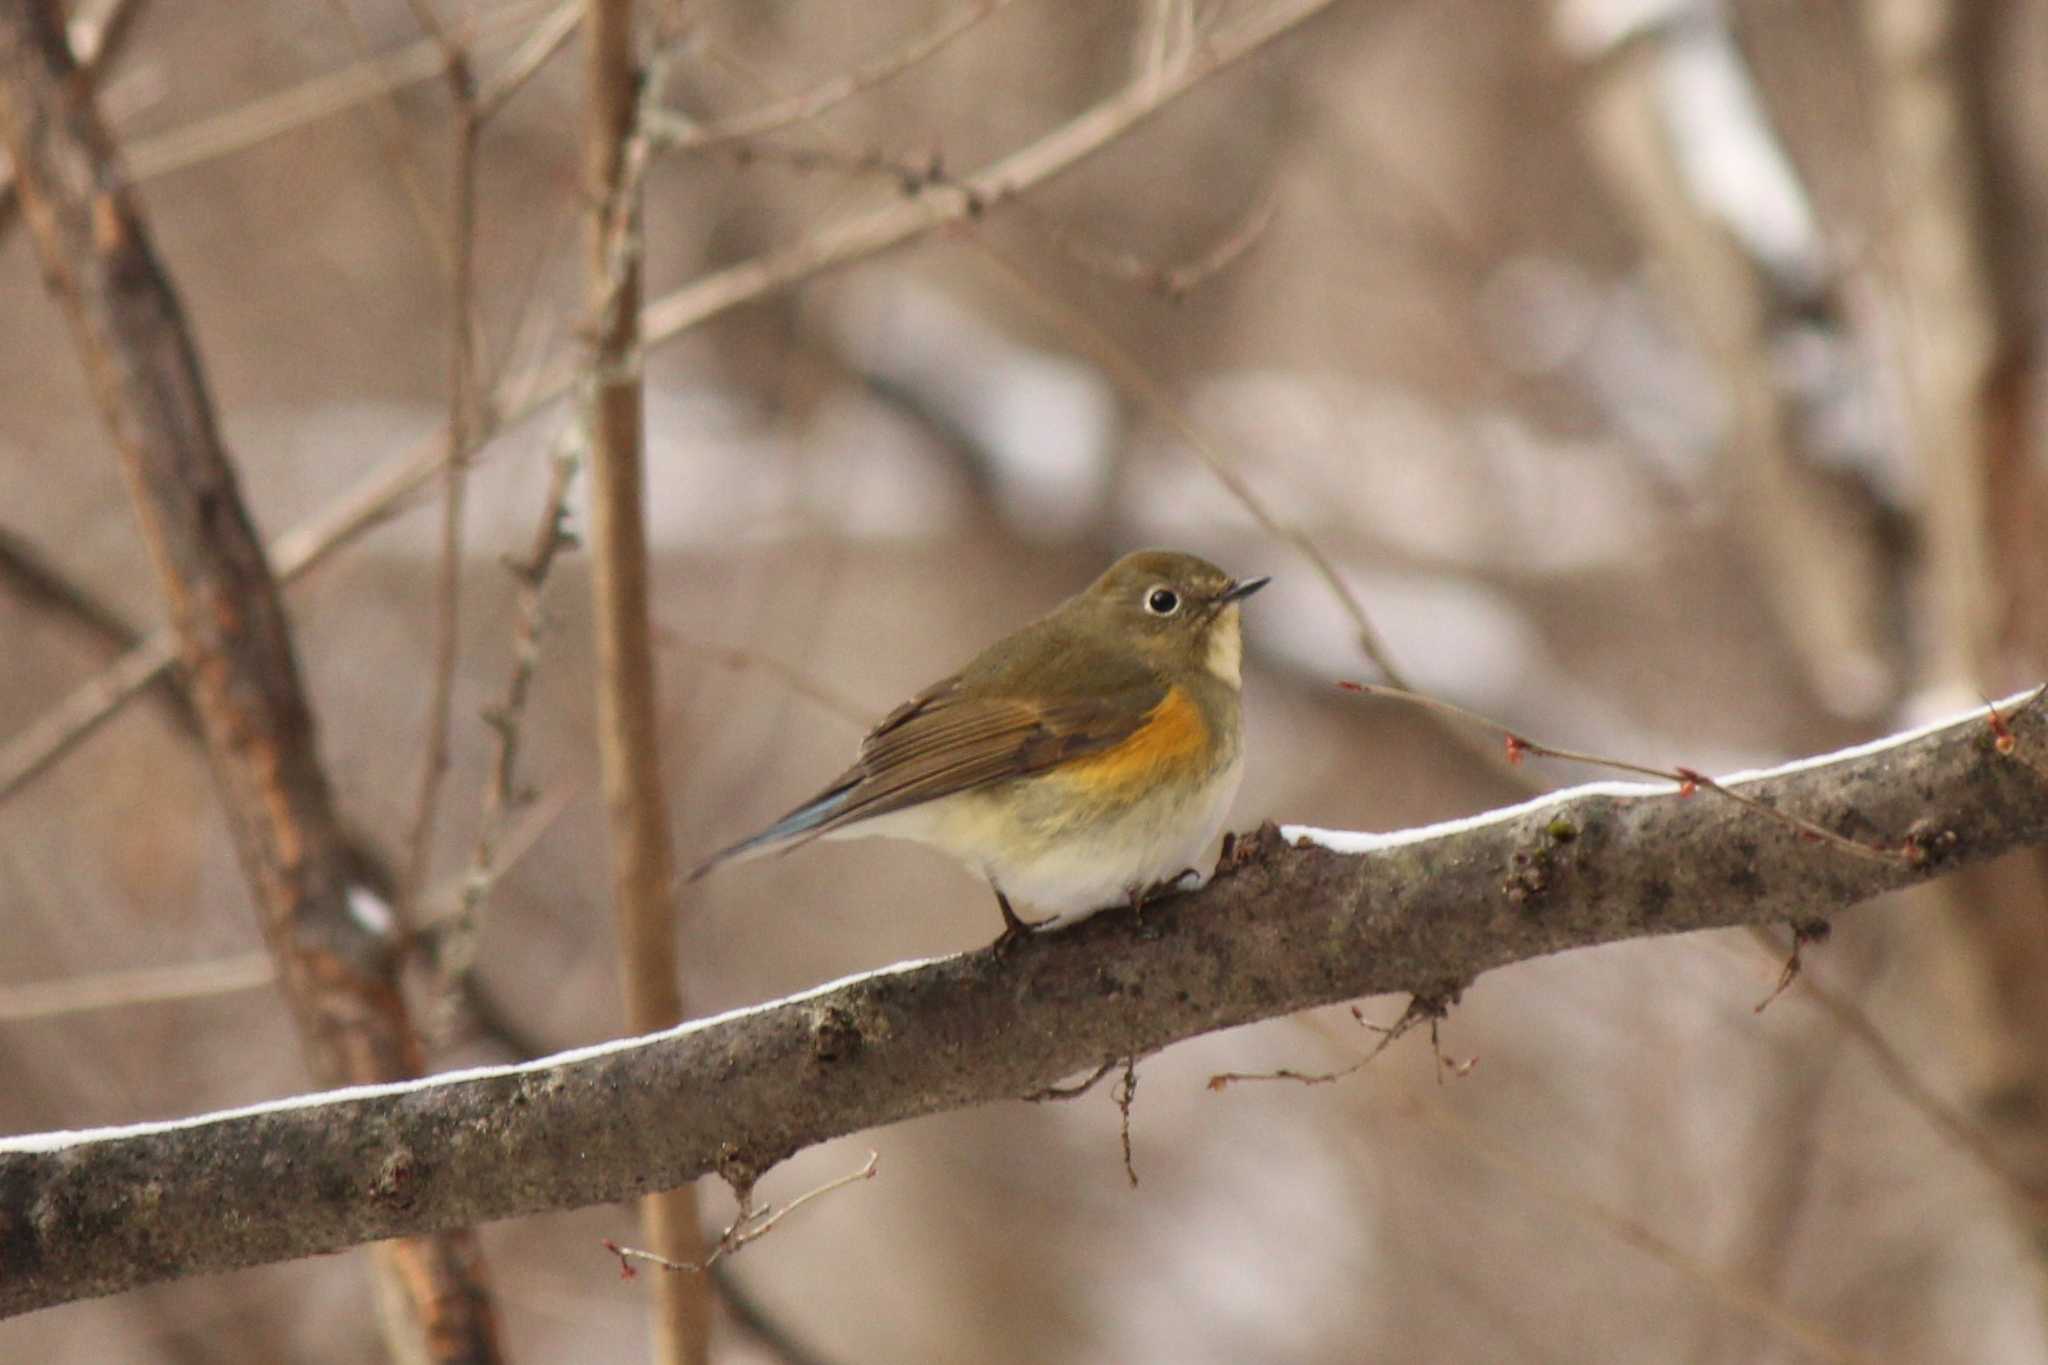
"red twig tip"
601,1239,637,1279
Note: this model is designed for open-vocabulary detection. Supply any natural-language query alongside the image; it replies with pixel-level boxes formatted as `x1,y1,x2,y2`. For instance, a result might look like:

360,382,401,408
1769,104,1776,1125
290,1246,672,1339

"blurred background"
6,0,2048,1359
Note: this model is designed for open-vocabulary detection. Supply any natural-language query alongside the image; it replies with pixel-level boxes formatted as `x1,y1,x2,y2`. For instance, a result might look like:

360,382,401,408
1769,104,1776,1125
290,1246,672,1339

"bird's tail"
685,782,856,882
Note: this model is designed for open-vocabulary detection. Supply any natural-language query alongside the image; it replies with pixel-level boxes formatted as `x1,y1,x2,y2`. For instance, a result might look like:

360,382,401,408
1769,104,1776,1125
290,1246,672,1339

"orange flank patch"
1057,686,1211,796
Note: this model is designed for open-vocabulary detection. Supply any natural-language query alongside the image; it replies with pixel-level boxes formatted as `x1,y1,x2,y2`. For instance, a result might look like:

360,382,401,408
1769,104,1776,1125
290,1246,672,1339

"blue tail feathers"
686,783,857,882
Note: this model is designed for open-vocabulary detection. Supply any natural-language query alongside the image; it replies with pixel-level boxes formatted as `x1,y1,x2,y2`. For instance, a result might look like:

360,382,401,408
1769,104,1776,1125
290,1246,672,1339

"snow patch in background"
1131,370,1670,575
829,275,1119,539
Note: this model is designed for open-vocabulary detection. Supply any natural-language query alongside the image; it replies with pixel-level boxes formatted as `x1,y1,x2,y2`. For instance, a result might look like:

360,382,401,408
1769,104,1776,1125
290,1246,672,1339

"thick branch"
4,696,2044,1318
0,5,501,1356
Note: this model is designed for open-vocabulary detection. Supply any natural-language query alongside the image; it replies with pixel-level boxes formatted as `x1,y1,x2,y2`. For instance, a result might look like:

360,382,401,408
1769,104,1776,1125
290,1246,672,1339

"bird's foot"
991,890,1048,956
1126,869,1201,938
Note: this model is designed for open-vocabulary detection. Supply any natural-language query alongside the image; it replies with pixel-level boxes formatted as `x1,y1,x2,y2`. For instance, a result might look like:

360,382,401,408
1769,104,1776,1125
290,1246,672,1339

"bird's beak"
1219,575,1270,605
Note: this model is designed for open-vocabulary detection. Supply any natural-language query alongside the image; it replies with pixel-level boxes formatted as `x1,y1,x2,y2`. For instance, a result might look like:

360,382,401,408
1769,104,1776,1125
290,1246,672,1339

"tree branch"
0,5,502,1356
583,4,712,1361
0,0,1344,804
3,694,2043,1318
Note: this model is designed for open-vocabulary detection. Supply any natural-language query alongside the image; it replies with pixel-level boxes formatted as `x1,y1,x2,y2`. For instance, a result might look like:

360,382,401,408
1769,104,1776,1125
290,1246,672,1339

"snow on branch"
3,691,2045,1318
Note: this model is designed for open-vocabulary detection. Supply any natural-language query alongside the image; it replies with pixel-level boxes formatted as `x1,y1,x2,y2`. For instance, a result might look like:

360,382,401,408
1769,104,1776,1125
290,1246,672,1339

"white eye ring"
1144,586,1181,617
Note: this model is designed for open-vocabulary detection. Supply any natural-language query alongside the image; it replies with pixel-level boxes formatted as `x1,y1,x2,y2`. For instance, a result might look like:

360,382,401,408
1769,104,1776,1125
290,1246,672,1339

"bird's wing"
687,623,1162,877
828,676,1158,824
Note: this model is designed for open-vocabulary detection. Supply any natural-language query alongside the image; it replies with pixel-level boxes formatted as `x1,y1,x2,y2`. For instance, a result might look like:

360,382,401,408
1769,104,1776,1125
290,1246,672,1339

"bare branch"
117,0,554,181
1408,1099,1883,1365
0,6,503,1354
636,0,1347,348
475,0,580,121
0,0,1345,803
965,237,1408,688
583,3,711,1358
0,951,274,1022
606,1152,879,1276
657,0,1019,150
2,694,2042,1317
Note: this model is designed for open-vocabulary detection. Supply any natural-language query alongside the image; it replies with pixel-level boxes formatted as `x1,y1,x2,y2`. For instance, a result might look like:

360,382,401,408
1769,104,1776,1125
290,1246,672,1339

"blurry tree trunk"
1562,0,1899,719
1862,0,2048,1217
0,5,503,1361
584,1,714,1361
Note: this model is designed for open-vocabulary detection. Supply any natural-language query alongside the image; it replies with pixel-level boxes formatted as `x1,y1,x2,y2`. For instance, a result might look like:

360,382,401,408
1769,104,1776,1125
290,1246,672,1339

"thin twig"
1023,1057,1119,1102
1013,191,1277,299
117,0,555,182
402,13,485,917
1408,1101,1887,1365
636,0,1347,345
0,952,274,1022
0,0,1347,804
963,237,1408,686
475,0,580,120
607,1153,881,1276
1786,953,2048,1215
1207,1000,1429,1090
314,0,461,276
658,628,872,728
1114,1058,1140,1187
1333,680,1913,866
425,436,581,1011
0,527,197,738
657,0,1017,150
0,784,576,1028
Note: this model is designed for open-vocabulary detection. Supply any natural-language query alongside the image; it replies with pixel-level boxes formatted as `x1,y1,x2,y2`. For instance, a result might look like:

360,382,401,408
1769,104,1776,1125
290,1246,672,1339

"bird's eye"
1144,586,1181,617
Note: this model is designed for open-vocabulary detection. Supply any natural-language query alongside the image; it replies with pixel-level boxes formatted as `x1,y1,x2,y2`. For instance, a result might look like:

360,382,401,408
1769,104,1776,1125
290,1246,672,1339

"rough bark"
0,5,501,1358
3,695,2043,1319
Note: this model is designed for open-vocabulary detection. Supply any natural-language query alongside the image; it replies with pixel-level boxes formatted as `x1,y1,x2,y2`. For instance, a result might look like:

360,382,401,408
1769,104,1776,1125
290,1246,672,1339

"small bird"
690,549,1268,946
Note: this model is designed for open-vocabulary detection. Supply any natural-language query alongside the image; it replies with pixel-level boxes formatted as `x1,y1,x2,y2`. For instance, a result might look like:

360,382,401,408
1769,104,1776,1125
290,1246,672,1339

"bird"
689,549,1268,947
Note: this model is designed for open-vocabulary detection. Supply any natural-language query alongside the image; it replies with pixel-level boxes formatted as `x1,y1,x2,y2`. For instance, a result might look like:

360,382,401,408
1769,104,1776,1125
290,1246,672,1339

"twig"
1786,953,2048,1215
607,1152,880,1276
1,0,1345,799
1024,1057,1119,1102
313,0,461,277
1207,999,1430,1090
425,436,582,1012
1408,1100,1886,1365
400,8,486,917
117,0,556,182
1114,1058,1140,1187
963,237,1408,687
0,784,574,1028
636,0,1347,346
1013,191,1277,299
709,132,1271,301
1987,685,2048,783
1333,680,1913,867
656,0,1018,150
658,628,873,729
0,527,197,739
475,0,580,120
1751,919,1831,1014
0,951,274,1022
